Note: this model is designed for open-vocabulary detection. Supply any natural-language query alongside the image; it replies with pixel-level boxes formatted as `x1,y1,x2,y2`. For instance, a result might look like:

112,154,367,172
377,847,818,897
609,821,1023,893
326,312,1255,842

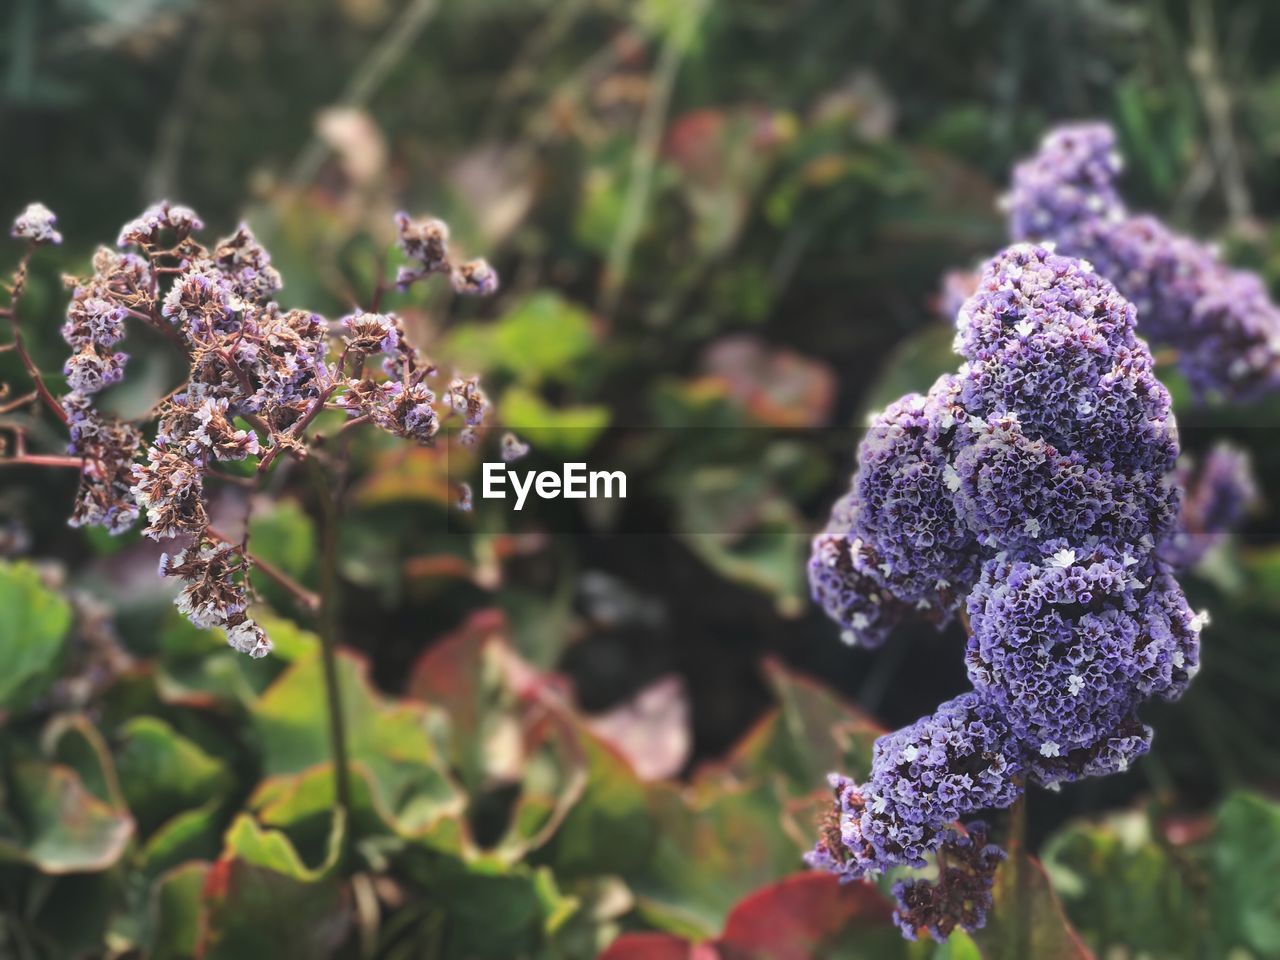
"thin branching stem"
4,252,68,424
206,525,321,612
0,453,83,469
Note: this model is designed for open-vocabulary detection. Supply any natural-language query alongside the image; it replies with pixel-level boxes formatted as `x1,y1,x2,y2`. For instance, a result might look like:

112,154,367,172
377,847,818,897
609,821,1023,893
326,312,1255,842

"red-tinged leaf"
600,875,899,960
407,608,507,714
664,109,730,178
599,932,711,960
698,336,836,428
202,857,233,901
1158,812,1215,846
972,855,1094,960
718,873,891,959
402,552,475,582
409,609,588,860
711,657,881,845
352,445,454,506
586,675,691,781
407,609,522,793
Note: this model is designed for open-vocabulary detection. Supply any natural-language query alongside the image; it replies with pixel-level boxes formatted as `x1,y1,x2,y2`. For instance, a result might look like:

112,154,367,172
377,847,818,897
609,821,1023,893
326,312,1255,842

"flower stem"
308,457,352,860
0,453,83,469
4,254,68,425
1007,787,1031,957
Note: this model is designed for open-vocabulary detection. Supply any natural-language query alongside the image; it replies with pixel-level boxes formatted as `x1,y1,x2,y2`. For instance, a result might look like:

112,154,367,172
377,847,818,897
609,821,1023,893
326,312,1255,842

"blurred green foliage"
3,0,1280,956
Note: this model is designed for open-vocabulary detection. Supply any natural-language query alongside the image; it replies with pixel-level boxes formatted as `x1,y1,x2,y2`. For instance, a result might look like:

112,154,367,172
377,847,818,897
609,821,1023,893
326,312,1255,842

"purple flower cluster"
809,244,1207,935
1161,442,1259,570
809,495,908,649
966,543,1200,782
952,413,1178,556
7,201,498,658
847,378,980,617
1005,123,1280,401
806,693,1021,880
815,244,1180,647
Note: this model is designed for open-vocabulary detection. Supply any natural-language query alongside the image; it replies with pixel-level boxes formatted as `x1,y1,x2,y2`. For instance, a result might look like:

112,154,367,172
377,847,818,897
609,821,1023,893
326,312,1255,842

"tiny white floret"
1048,548,1076,568
943,464,961,492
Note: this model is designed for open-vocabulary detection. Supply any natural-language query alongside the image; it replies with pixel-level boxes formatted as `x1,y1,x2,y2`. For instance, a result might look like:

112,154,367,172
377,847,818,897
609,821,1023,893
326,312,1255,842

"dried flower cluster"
891,821,1005,941
1005,123,1280,401
3,202,497,658
808,243,1210,938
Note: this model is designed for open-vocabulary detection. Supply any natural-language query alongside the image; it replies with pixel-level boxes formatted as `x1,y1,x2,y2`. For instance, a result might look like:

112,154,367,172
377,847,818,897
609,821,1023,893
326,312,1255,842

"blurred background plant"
1,0,1279,957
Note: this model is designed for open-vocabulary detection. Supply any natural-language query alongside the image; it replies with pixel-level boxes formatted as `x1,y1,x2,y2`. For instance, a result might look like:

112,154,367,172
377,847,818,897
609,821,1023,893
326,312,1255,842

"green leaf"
445,292,596,386
0,561,74,710
388,861,578,960
932,932,983,960
147,862,209,960
252,650,465,841
635,0,709,52
154,608,282,706
725,658,881,796
141,798,224,879
575,152,630,254
546,876,635,959
19,872,121,959
971,855,1091,959
0,760,133,873
196,858,351,960
1210,792,1280,955
44,713,127,809
545,734,656,881
680,524,807,617
498,386,610,453
222,813,340,882
548,659,891,939
1042,810,1197,955
633,779,810,936
115,716,232,834
251,609,320,663
251,763,409,856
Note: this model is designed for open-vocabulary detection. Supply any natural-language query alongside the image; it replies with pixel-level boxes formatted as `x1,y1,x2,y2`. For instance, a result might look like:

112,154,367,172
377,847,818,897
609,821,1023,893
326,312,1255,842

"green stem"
309,457,352,854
